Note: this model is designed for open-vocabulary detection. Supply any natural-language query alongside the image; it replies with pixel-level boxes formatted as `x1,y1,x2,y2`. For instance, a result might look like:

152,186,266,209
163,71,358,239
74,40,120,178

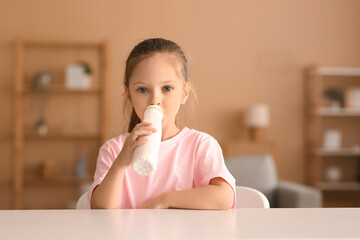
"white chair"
235,186,270,208
76,193,90,209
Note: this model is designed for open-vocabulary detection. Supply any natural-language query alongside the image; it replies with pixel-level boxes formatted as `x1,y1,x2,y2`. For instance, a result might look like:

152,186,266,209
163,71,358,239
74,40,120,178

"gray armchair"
225,154,322,208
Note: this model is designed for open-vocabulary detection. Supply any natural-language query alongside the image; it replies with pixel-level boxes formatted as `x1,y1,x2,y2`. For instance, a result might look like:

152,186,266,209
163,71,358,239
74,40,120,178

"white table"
0,208,359,239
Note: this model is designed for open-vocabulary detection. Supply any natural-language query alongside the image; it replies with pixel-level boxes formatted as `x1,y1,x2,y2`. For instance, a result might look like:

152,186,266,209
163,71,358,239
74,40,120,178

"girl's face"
126,53,190,135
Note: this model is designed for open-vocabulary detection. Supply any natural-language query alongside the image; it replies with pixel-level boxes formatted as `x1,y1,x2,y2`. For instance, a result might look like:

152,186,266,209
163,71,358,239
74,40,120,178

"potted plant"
78,61,92,75
323,87,343,109
78,61,92,89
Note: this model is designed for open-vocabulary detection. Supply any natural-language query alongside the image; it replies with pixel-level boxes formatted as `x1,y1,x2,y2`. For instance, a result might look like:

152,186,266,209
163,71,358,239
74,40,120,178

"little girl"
88,38,236,209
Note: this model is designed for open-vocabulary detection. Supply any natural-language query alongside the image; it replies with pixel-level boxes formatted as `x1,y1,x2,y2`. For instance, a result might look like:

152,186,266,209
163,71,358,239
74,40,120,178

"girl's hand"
116,122,156,168
140,193,170,209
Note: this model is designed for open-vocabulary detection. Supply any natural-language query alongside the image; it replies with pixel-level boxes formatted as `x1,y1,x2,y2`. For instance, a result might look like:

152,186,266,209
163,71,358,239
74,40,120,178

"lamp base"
249,127,263,142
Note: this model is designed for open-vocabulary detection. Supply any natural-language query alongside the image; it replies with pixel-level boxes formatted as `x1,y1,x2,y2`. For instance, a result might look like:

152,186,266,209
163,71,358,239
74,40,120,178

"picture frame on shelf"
323,129,342,150
65,62,92,90
345,87,360,109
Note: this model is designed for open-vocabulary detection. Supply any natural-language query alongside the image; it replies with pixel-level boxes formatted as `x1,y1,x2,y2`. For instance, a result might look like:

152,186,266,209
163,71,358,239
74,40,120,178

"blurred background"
1,0,360,209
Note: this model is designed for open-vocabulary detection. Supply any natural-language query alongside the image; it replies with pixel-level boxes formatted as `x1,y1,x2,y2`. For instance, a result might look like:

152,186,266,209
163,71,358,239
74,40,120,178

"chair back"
236,186,270,208
76,193,90,209
225,154,278,205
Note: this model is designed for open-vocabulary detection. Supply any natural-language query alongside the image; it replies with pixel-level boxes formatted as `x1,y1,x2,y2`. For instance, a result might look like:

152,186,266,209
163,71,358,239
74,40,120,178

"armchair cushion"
277,181,322,208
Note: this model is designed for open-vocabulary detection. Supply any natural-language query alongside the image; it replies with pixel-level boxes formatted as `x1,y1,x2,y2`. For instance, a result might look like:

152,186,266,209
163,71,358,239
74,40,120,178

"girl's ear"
181,82,191,104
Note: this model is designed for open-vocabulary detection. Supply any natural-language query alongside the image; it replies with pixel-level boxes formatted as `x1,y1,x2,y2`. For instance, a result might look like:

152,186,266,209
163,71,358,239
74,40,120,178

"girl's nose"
150,101,161,106
150,97,161,106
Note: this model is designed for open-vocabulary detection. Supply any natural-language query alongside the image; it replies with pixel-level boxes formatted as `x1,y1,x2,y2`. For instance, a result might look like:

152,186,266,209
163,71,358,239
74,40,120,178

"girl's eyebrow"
131,80,176,86
162,80,176,84
131,81,145,86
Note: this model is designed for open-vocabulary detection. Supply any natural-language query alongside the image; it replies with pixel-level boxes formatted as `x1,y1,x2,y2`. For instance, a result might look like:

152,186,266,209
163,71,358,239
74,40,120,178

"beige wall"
1,0,360,209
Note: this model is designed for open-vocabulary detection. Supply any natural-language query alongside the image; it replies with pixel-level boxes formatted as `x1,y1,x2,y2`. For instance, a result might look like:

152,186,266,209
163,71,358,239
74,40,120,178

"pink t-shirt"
87,127,236,209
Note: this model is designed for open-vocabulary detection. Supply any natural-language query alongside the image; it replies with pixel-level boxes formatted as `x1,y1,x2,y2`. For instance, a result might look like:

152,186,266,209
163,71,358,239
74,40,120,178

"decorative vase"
325,166,342,182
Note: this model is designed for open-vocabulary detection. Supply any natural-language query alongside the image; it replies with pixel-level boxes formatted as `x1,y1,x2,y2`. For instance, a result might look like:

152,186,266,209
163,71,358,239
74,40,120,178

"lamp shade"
245,104,270,128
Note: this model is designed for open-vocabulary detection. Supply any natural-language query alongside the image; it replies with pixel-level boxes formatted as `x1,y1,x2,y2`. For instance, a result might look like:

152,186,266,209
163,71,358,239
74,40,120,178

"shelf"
316,148,360,157
24,175,92,185
318,182,360,191
305,64,360,206
23,85,101,95
316,107,360,116
317,67,360,77
25,130,100,140
13,39,108,209
23,40,104,48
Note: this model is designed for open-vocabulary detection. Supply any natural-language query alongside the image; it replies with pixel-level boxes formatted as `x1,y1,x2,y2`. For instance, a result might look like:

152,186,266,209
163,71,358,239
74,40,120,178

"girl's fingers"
123,122,157,154
135,138,148,147
137,126,156,132
131,127,157,140
131,130,154,141
133,122,152,131
120,123,155,165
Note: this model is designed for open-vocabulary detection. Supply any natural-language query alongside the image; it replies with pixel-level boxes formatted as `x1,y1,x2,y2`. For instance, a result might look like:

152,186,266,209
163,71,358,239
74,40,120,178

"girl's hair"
123,38,196,133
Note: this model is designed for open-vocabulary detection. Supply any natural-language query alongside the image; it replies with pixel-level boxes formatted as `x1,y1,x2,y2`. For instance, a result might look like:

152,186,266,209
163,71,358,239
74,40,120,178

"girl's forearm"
164,179,234,210
91,159,127,209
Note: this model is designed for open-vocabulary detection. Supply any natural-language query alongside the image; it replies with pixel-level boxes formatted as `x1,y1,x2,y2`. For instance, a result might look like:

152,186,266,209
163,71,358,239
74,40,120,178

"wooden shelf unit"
304,64,360,206
316,107,360,116
13,39,108,209
23,86,102,95
24,130,101,140
318,182,360,191
315,147,360,157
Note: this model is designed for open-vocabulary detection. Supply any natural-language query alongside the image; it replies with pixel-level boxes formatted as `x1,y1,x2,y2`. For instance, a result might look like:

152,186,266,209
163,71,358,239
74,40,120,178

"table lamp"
245,104,270,141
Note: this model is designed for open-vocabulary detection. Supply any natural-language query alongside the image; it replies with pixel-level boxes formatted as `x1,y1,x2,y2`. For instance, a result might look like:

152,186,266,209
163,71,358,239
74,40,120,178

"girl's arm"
140,177,234,210
91,156,127,209
91,122,156,209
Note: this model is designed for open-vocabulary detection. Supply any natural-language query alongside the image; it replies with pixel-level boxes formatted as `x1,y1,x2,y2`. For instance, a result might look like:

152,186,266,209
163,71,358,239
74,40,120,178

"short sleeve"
87,136,125,204
194,135,236,207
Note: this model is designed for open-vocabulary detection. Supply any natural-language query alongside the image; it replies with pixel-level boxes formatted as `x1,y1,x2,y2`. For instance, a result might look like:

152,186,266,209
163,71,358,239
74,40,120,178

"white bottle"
132,105,163,176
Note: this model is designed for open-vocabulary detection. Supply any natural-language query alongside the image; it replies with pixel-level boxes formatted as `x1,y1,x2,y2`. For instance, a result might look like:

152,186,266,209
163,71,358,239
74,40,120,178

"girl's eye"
162,86,173,92
137,87,148,93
